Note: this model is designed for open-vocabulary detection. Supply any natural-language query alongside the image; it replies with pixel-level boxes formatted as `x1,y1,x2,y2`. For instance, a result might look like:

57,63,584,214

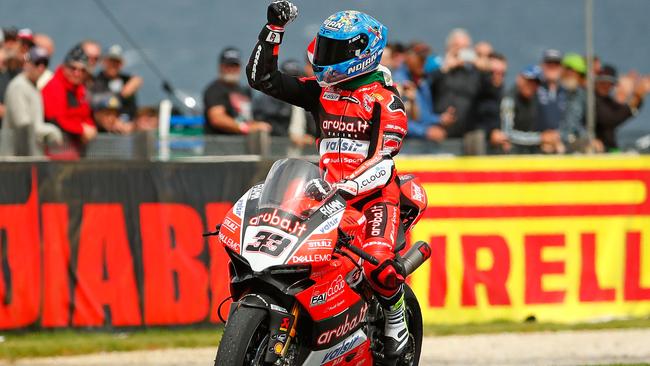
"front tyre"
214,306,270,366
401,284,423,366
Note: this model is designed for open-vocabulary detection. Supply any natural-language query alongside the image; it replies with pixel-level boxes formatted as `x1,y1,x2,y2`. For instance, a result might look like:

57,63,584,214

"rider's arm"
246,2,321,111
336,90,408,198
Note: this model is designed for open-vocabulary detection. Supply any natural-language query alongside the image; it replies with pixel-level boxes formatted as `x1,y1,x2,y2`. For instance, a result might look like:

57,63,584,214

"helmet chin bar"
314,66,379,88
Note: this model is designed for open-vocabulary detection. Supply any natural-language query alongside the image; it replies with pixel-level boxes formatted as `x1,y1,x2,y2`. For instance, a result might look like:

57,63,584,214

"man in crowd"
93,44,142,120
91,93,133,134
474,41,493,72
498,65,549,153
429,28,496,145
203,47,270,134
81,39,102,76
536,49,566,140
81,39,102,93
595,64,648,151
0,47,62,156
0,48,23,127
42,44,97,158
34,33,55,89
477,52,509,153
558,53,590,152
393,42,455,150
16,28,34,57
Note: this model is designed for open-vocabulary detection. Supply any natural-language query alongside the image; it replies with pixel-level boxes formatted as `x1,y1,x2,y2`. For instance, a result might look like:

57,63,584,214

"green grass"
1,318,649,361
422,317,650,336
0,327,222,361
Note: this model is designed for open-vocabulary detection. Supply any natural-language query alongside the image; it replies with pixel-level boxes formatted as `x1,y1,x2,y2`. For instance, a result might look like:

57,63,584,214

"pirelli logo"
396,156,650,325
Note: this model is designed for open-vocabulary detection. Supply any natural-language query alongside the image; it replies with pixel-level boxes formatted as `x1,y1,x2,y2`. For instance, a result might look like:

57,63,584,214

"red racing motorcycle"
211,158,430,366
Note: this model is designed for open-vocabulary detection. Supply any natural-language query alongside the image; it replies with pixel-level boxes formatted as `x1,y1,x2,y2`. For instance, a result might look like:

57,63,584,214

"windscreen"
258,159,322,218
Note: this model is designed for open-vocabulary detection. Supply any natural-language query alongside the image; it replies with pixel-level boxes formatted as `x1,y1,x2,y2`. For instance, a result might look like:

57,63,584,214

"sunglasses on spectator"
66,63,87,73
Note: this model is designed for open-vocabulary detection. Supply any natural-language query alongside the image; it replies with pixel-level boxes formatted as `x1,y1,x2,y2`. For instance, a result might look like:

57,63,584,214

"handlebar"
337,233,431,276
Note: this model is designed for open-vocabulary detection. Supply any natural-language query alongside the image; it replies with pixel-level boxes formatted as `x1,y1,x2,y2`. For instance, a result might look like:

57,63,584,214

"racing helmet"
308,10,388,87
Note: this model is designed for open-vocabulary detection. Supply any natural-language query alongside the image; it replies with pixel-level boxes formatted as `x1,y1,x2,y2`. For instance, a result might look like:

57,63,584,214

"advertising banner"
398,156,650,324
1,156,649,329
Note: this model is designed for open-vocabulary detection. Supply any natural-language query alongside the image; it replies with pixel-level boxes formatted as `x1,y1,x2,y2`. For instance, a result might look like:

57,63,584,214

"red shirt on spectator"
42,66,94,136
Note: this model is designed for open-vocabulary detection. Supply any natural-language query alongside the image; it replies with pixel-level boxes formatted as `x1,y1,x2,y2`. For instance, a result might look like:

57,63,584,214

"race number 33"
245,230,291,256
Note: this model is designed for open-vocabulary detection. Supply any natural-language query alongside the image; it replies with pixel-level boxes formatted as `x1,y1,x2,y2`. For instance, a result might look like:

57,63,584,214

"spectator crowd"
1,25,649,159
0,26,152,158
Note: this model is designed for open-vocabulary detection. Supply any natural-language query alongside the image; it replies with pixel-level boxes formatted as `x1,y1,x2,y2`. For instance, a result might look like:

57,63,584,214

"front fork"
230,294,300,365
263,301,300,364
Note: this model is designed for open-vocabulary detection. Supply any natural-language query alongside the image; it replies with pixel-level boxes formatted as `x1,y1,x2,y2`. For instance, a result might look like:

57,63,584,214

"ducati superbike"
211,158,431,366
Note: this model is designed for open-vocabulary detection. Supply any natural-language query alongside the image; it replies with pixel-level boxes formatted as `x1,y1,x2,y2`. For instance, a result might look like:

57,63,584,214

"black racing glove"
267,0,298,27
305,178,331,201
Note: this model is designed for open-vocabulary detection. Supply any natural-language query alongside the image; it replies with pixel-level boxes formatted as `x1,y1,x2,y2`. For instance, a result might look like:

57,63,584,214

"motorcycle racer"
246,1,410,358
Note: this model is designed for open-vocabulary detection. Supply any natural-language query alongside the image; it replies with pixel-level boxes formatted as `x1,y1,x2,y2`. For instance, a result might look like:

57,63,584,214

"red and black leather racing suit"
246,25,408,298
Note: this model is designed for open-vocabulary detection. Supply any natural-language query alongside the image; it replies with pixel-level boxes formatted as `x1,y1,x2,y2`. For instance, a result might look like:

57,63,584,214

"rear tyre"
401,284,423,366
214,305,270,366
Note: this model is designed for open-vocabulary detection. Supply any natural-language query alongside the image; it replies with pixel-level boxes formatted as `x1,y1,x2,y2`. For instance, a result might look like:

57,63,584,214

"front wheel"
401,284,423,366
214,305,270,366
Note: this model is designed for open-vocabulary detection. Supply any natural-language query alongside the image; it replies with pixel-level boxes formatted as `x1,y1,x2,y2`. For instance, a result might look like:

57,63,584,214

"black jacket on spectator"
536,83,567,130
429,65,495,137
253,93,291,136
596,93,642,150
202,79,252,134
476,84,504,133
92,72,138,119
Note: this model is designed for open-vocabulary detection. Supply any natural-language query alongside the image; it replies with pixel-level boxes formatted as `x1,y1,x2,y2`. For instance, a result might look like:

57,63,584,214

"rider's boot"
379,286,408,361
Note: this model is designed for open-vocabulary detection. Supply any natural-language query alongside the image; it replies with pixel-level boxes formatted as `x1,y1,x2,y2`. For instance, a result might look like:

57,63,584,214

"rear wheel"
214,306,270,366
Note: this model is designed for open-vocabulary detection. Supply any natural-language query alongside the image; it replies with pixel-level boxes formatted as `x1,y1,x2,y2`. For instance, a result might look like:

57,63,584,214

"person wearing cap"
499,65,548,153
42,44,97,158
91,92,133,134
557,53,592,152
16,28,34,56
34,33,55,90
93,44,142,120
536,49,567,137
595,64,647,151
0,47,62,156
203,47,270,134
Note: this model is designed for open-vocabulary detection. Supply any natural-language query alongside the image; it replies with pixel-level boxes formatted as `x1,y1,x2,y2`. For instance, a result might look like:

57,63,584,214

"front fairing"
219,159,348,272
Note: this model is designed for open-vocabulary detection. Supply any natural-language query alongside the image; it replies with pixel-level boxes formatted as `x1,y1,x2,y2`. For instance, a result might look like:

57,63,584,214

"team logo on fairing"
310,274,346,307
321,335,362,364
249,209,307,236
222,217,239,232
249,184,263,200
317,303,368,345
289,253,332,264
319,200,345,216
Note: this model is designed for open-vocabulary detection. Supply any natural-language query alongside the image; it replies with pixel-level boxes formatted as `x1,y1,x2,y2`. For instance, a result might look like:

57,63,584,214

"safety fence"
0,155,649,330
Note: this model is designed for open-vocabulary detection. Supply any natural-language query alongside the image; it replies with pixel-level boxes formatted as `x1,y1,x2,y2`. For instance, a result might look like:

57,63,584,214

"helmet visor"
313,34,369,67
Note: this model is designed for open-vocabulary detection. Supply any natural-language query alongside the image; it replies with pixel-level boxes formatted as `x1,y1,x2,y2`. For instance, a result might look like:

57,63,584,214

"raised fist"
267,0,298,27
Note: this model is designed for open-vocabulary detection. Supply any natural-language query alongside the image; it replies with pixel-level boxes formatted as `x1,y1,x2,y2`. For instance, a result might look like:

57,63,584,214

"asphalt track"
5,328,650,366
